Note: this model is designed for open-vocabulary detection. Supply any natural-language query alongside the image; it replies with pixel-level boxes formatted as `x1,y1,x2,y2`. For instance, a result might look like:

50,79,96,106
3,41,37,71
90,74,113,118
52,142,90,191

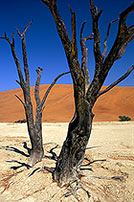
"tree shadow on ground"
4,142,104,174
6,160,31,170
5,142,31,170
5,141,30,157
44,144,60,161
5,143,60,176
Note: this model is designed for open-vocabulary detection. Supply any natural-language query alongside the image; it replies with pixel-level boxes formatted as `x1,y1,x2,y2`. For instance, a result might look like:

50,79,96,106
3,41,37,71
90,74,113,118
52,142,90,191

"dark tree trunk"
25,101,44,166
42,0,134,185
0,22,70,167
54,102,93,185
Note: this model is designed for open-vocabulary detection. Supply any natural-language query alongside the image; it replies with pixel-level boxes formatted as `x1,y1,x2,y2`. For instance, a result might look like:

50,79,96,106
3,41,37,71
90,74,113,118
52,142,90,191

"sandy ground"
0,122,133,202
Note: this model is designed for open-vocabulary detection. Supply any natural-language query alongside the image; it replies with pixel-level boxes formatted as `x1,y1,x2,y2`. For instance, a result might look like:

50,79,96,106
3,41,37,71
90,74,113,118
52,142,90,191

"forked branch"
97,65,134,97
16,21,32,38
16,21,32,86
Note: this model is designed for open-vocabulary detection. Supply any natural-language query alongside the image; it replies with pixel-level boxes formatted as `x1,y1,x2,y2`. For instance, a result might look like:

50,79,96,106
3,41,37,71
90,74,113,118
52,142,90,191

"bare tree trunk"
42,0,134,185
54,102,93,185
24,94,44,166
0,23,70,166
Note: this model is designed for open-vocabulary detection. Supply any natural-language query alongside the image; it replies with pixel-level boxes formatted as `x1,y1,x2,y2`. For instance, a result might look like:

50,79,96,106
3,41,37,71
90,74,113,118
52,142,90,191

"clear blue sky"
0,0,134,92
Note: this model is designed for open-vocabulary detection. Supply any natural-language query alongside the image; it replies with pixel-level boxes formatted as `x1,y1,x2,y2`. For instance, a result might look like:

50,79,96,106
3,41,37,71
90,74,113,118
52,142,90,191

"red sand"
0,85,133,122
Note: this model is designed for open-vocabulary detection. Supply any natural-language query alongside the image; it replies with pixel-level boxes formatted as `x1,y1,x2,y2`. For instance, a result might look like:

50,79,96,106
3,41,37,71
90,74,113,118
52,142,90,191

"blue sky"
0,0,134,92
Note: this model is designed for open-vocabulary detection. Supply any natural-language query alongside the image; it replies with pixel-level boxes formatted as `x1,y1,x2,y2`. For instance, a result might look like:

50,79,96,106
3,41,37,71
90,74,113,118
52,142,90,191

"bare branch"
12,32,15,46
41,0,72,57
87,3,133,106
0,32,12,45
119,3,134,27
97,65,134,98
16,21,32,38
80,21,86,39
15,95,26,108
128,24,134,32
16,80,25,89
117,34,134,59
23,21,33,37
35,67,43,107
41,104,46,113
85,33,94,41
102,18,119,58
104,3,134,72
41,0,83,86
69,5,78,57
89,0,103,64
16,28,22,38
80,21,88,69
22,37,30,86
80,21,91,91
16,22,32,86
0,33,25,85
41,0,51,7
16,80,21,86
40,71,70,110
98,8,104,19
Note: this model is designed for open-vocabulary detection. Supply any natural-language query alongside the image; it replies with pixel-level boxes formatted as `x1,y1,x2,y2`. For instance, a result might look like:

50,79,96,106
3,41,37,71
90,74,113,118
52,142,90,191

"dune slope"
0,85,133,122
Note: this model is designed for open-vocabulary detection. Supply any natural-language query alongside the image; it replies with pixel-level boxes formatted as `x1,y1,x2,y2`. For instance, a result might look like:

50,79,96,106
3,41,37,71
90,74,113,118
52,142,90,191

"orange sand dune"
0,85,133,122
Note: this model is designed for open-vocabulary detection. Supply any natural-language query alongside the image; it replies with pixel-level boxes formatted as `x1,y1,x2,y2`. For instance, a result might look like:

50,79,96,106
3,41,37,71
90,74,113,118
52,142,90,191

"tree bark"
54,101,94,185
0,24,70,166
24,92,44,166
42,0,134,185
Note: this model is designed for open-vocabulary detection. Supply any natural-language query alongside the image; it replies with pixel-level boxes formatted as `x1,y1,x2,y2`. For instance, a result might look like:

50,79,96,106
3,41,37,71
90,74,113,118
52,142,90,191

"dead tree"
0,22,69,166
41,0,134,185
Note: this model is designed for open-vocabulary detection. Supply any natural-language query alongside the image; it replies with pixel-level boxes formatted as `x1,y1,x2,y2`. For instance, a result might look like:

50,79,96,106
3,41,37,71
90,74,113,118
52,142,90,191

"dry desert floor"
0,122,133,202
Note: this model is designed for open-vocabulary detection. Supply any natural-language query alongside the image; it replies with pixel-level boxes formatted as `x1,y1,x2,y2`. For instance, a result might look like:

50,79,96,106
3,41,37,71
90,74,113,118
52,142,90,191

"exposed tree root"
64,178,91,199
37,149,126,199
4,142,126,200
63,172,125,199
